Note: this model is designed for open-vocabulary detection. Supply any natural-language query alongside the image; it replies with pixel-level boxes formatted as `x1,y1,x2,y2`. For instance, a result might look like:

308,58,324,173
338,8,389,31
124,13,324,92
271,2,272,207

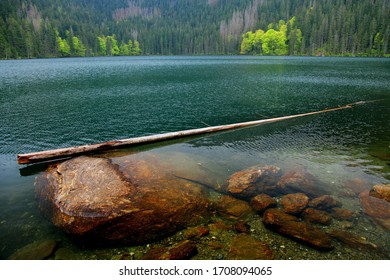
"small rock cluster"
221,165,359,250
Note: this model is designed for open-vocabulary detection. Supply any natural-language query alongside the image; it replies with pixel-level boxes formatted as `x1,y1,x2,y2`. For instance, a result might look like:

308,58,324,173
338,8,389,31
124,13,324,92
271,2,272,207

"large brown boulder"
221,164,282,200
262,208,333,250
35,156,211,245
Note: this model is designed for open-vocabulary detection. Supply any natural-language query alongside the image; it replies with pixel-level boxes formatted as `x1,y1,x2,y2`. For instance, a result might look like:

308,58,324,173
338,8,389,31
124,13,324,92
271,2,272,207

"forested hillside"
0,0,389,59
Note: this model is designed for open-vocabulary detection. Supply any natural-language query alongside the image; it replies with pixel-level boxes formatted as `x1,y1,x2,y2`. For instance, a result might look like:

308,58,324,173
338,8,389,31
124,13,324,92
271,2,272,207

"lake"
0,56,389,260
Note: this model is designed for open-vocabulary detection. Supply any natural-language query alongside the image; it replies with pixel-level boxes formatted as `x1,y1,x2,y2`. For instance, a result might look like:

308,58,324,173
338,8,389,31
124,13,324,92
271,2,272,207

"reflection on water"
0,56,389,259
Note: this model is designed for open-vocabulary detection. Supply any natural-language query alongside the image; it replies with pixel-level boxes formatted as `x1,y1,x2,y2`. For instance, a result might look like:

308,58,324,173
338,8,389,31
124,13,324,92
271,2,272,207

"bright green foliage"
240,19,293,56
106,35,120,56
127,40,133,54
72,36,86,57
240,32,255,54
97,36,107,56
262,24,288,55
132,40,141,55
56,31,71,57
372,32,384,56
99,36,141,56
119,42,130,56
56,30,86,57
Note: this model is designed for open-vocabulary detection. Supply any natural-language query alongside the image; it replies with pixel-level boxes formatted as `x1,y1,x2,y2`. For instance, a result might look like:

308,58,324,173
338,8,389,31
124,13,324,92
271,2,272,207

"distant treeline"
0,0,388,59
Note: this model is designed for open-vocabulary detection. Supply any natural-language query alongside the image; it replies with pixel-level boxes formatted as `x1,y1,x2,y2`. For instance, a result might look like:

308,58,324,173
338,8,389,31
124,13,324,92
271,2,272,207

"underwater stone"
183,226,209,240
329,230,377,250
301,208,332,225
280,193,309,215
344,178,371,195
359,190,390,219
8,239,58,260
276,170,327,198
234,220,251,233
227,234,274,260
369,184,390,203
359,190,390,231
330,207,355,221
143,240,198,260
216,195,254,219
35,156,211,245
263,208,333,250
308,195,342,211
222,164,282,200
250,194,277,213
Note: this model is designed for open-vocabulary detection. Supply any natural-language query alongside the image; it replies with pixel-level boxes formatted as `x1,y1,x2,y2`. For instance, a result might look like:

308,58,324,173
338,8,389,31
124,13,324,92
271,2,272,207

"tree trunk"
17,103,359,165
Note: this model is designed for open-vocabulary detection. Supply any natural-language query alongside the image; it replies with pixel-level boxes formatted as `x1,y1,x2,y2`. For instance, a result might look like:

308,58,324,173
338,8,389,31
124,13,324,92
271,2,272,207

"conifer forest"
0,0,389,59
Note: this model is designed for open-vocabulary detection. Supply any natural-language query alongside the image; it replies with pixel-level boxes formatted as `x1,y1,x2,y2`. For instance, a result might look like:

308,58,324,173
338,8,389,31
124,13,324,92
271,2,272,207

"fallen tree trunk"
17,103,356,164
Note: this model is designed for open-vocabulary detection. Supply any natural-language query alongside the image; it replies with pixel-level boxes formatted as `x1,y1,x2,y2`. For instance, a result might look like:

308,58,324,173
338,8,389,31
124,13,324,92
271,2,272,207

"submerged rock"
222,165,282,200
216,195,254,219
301,208,332,225
227,234,274,260
250,194,277,213
369,184,390,203
330,207,355,221
234,220,251,233
280,193,309,215
329,230,377,250
344,178,371,195
35,156,211,245
276,170,327,198
359,190,390,231
262,208,333,250
183,226,209,240
8,239,58,260
308,195,342,211
143,240,198,260
359,190,390,219
54,247,81,260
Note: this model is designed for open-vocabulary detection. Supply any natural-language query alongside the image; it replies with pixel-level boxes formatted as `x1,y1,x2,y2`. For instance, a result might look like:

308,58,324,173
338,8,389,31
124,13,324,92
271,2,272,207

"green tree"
72,36,86,57
286,17,302,55
372,32,383,56
119,42,130,56
98,36,107,56
56,31,71,57
261,22,288,55
127,40,133,54
132,40,141,55
106,35,120,56
240,31,255,54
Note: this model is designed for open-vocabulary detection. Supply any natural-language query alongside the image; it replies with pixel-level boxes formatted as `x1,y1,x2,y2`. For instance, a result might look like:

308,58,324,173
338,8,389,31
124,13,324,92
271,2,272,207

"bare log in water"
17,104,356,164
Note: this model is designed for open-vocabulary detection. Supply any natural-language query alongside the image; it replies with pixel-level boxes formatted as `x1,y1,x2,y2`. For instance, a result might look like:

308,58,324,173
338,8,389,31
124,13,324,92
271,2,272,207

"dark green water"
0,56,389,259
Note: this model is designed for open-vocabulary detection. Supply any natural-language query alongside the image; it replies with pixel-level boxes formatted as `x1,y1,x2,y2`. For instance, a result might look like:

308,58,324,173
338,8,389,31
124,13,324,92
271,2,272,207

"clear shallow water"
0,56,389,259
